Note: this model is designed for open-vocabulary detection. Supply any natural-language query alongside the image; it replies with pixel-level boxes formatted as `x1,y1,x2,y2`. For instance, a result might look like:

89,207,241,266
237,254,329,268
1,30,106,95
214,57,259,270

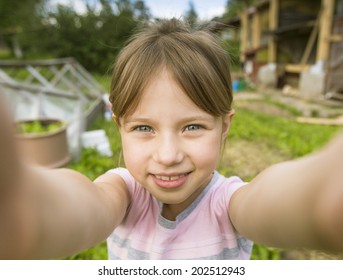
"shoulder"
106,167,135,185
212,172,247,200
208,172,247,212
104,168,149,200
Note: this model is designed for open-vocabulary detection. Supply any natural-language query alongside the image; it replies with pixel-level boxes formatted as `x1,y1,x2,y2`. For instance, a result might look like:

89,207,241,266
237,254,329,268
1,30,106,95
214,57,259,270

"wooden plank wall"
326,13,343,94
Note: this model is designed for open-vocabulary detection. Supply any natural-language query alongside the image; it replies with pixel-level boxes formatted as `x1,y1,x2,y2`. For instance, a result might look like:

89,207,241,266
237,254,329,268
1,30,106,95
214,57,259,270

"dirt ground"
223,91,343,260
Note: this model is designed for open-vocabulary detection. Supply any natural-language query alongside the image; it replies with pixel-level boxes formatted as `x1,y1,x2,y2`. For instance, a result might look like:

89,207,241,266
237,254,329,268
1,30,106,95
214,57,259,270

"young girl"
0,18,342,260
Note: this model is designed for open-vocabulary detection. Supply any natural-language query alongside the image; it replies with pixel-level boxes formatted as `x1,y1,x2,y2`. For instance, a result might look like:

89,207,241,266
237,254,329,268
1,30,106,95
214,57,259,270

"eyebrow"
123,115,216,125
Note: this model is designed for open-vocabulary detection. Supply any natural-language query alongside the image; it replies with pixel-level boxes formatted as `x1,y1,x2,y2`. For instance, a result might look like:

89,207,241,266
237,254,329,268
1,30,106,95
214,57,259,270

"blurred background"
0,0,236,73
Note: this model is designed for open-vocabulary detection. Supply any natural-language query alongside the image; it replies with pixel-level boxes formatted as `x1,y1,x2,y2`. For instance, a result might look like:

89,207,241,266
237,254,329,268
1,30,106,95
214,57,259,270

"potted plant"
16,119,71,168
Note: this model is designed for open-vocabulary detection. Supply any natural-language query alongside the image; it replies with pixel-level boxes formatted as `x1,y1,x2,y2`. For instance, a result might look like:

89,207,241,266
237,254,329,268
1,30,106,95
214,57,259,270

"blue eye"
184,124,201,131
134,125,153,132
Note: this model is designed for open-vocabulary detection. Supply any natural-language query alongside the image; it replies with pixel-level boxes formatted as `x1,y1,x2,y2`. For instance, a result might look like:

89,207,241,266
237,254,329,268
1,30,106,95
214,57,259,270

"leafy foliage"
0,0,46,58
223,0,256,19
17,119,64,135
3,0,151,73
184,1,198,28
251,244,281,260
67,241,108,260
0,0,45,31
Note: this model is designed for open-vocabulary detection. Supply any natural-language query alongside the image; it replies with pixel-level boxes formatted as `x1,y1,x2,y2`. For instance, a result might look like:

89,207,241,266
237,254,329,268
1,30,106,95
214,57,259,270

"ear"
222,109,235,141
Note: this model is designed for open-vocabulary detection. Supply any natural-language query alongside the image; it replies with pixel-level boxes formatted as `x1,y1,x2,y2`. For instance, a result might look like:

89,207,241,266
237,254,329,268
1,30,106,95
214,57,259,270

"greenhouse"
0,57,105,160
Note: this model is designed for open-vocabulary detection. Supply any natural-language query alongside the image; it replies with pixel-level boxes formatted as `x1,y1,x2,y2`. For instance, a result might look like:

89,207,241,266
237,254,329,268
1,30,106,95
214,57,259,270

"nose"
152,132,184,166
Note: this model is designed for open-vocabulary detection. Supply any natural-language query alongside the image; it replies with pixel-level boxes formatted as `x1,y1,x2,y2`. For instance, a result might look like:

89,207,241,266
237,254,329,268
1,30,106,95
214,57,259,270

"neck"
161,204,178,221
160,172,215,221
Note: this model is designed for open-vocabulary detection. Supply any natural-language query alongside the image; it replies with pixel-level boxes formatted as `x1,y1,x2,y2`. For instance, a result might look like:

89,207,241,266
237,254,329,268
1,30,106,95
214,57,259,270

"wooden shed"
220,0,343,100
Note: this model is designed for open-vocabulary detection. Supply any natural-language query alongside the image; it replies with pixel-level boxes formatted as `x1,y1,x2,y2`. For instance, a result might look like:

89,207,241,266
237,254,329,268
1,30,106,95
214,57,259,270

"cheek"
186,134,223,167
121,136,151,173
197,147,221,169
121,138,137,164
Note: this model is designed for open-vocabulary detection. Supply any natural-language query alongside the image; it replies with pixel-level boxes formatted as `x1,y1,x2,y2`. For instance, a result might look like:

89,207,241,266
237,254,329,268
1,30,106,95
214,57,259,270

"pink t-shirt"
106,168,253,260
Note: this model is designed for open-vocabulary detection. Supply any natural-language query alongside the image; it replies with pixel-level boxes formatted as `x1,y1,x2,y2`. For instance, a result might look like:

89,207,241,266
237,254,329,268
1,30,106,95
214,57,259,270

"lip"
151,172,190,189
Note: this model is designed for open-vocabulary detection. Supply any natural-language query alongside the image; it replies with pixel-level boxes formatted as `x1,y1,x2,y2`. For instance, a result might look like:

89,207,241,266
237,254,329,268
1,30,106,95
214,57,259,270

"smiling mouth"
151,172,190,189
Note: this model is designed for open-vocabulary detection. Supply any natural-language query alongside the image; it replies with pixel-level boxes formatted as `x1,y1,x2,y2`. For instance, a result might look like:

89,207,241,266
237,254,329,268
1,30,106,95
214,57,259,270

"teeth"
155,174,184,181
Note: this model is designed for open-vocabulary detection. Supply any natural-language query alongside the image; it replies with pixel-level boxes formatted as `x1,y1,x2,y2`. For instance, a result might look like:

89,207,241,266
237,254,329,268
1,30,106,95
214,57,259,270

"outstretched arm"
229,131,343,252
0,96,130,259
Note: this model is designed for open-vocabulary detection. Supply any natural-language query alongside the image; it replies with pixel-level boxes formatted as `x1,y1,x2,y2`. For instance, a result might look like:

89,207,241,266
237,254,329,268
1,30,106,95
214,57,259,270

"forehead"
128,69,207,118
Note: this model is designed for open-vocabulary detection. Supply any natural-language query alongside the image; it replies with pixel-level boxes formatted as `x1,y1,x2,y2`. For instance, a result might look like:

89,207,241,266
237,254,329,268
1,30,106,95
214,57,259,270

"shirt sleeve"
106,167,137,198
226,176,248,205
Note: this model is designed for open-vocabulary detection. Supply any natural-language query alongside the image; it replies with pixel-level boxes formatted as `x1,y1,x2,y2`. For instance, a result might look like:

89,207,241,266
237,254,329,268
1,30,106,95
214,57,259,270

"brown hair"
109,18,233,121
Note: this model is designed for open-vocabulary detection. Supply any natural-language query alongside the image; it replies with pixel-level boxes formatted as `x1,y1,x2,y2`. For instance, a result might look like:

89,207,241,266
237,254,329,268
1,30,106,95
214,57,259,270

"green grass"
230,107,340,158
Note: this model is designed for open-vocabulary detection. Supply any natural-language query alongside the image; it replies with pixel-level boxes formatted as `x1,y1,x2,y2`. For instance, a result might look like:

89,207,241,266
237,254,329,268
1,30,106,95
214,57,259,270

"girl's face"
117,69,233,216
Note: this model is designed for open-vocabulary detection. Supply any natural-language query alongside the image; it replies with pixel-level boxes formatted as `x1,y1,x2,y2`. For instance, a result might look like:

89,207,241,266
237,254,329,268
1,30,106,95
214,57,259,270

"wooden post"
252,8,261,48
300,12,321,65
317,0,335,62
240,9,249,63
268,0,279,63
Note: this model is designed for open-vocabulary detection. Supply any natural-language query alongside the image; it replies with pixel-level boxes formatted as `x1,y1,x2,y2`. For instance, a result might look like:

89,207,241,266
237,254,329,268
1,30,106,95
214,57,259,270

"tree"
134,0,151,21
0,0,46,58
184,1,198,28
115,0,133,13
2,0,151,72
0,0,46,31
223,0,256,19
17,0,151,72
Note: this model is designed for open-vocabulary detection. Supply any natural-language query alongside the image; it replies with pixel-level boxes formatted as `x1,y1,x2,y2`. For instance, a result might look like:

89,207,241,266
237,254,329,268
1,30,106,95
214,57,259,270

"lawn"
65,91,342,260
